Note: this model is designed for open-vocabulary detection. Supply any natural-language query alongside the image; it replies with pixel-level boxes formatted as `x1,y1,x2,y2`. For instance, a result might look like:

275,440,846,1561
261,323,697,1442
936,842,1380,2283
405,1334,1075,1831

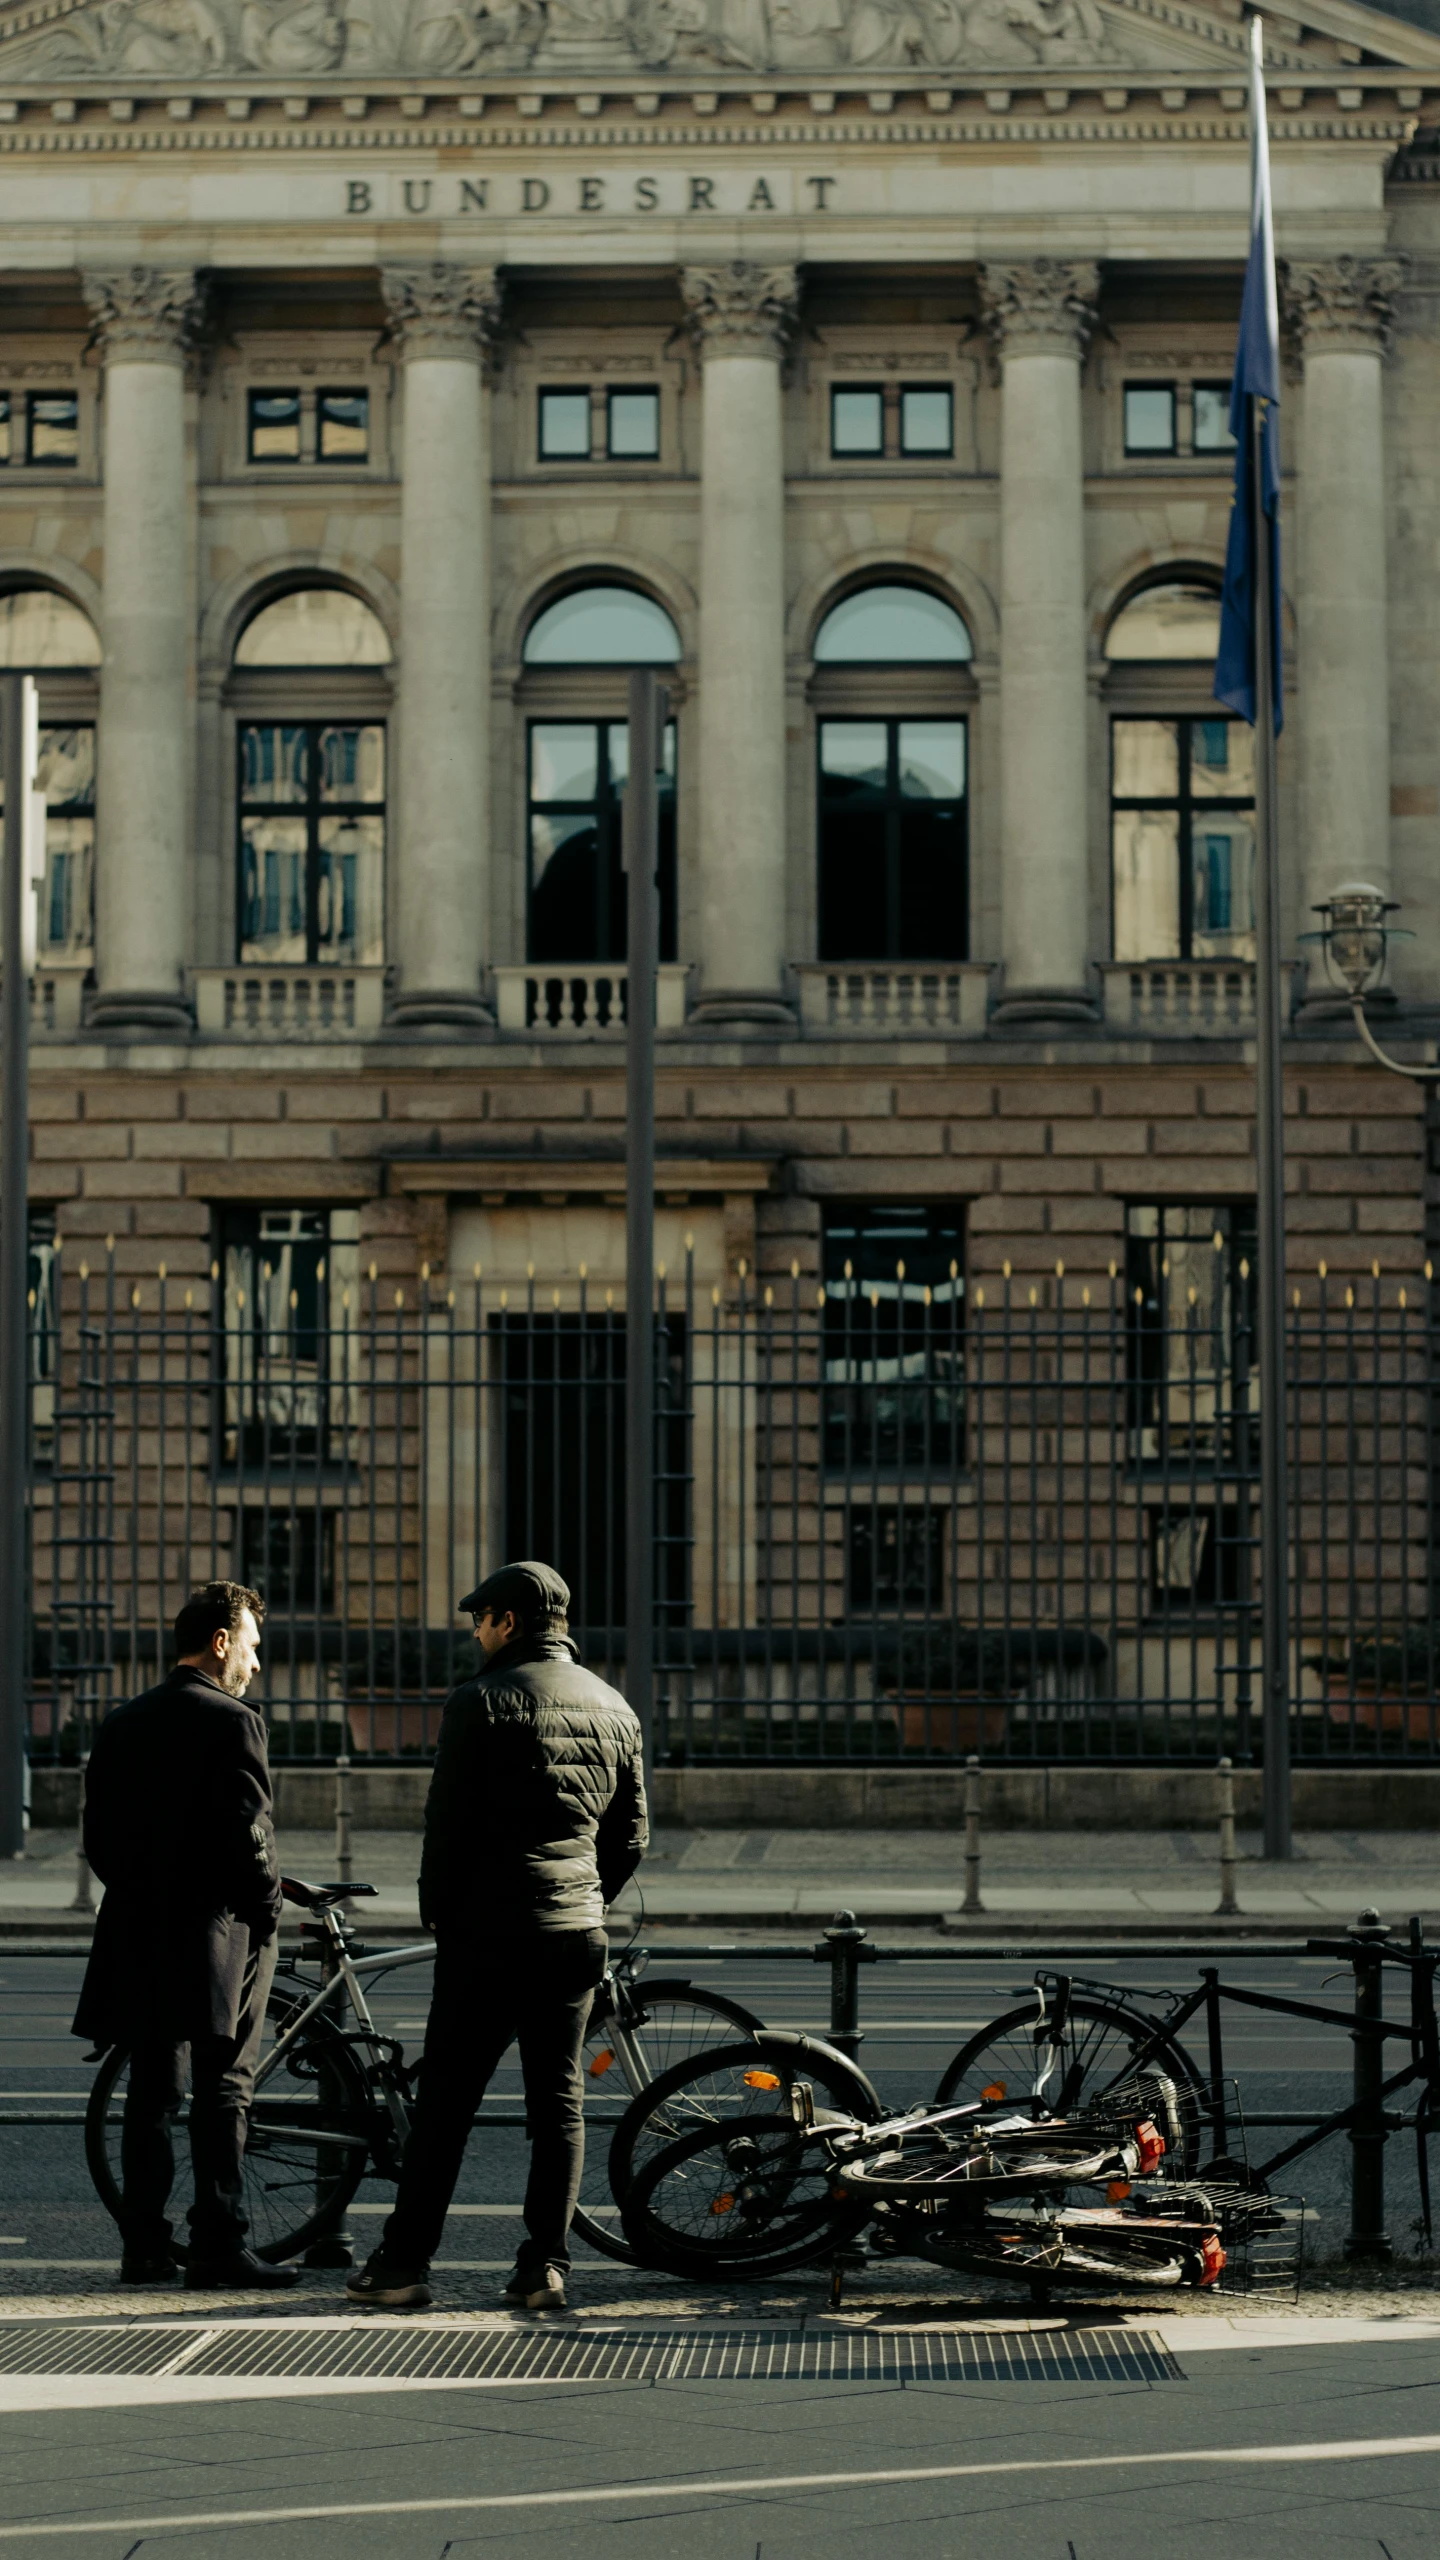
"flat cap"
458,1560,571,1626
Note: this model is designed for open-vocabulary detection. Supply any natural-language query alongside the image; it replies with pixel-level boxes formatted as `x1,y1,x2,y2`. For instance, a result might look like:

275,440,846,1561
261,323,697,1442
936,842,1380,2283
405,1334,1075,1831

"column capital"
681,261,800,361
1285,255,1405,358
979,258,1100,361
381,262,505,368
82,267,208,365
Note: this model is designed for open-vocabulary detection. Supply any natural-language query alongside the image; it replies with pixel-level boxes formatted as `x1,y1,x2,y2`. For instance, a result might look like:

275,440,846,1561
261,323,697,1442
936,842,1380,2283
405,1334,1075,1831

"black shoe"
501,2264,567,2312
119,2254,180,2286
184,2249,302,2291
345,2251,433,2309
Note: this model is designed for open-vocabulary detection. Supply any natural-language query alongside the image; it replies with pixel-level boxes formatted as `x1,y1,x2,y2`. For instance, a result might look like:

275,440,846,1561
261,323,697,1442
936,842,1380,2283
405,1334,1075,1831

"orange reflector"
1107,2179,1132,2203
1200,2233,1227,2288
587,2049,616,2078
709,2192,737,2217
742,2070,782,2091
981,2082,1007,2102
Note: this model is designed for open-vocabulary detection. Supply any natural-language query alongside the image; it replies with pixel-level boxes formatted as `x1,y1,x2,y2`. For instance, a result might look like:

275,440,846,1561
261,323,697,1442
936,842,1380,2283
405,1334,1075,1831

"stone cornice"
682,260,800,361
1286,253,1406,354
81,263,207,360
980,257,1101,359
381,260,503,366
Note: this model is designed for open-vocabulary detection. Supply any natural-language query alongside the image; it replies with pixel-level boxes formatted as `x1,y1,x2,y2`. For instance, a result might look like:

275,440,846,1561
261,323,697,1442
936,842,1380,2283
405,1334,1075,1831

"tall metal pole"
1251,399,1292,1860
0,676,30,1860
624,669,665,1782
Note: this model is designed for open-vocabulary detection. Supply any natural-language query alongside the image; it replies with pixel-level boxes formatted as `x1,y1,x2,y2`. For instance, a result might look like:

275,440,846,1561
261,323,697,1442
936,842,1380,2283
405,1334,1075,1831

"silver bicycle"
85,1874,763,2267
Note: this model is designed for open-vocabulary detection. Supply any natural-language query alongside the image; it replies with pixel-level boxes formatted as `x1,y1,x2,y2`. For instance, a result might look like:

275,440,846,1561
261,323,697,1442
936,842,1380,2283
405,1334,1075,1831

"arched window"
1105,577,1254,965
0,582,99,966
812,582,971,964
231,583,388,970
520,583,679,965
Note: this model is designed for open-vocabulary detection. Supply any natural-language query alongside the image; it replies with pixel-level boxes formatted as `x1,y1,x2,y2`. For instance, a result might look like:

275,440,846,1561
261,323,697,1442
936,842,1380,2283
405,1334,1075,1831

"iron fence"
20,1241,1439,1765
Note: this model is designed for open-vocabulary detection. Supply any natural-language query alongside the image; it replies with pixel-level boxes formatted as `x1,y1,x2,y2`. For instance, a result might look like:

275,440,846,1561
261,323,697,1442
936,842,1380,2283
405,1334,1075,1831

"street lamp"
1309,883,1440,1084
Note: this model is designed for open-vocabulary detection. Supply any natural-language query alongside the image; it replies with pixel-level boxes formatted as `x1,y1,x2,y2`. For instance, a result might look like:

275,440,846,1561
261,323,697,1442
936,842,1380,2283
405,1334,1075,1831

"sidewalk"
2,1823,1434,1937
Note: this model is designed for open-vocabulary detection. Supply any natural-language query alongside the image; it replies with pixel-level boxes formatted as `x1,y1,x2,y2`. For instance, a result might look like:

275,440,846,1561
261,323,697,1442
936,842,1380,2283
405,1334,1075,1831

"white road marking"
6,2429,1440,2539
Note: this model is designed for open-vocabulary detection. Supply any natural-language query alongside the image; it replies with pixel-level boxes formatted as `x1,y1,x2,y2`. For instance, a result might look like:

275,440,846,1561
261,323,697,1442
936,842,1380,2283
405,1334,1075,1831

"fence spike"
421,1261,430,1282
368,1262,377,1283
949,1259,958,1280
211,1260,219,1282
1293,1286,1301,1307
1319,1259,1328,1279
1003,1260,1011,1280
1055,1259,1064,1279
1082,1285,1091,1307
26,1289,34,1311
975,1286,985,1308
290,1289,298,1311
712,1285,721,1307
738,1258,748,1278
78,1261,87,1282
1213,1230,1224,1252
316,1258,325,1283
106,1235,114,1254
1428,1261,1434,1283
816,1286,825,1307
395,1288,404,1309
685,1231,694,1253
1372,1260,1381,1280
157,1263,166,1283
1029,1286,1037,1307
1346,1285,1355,1309
527,1261,535,1281
578,1262,587,1281
130,1286,140,1310
896,1259,905,1282
1108,1259,1117,1280
1400,1287,1408,1310
765,1285,774,1307
473,1262,482,1281
791,1260,800,1280
185,1289,193,1310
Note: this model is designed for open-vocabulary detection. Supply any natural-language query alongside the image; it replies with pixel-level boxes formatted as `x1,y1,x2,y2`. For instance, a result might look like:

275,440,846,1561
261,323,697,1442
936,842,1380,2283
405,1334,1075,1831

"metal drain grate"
0,2322,1181,2387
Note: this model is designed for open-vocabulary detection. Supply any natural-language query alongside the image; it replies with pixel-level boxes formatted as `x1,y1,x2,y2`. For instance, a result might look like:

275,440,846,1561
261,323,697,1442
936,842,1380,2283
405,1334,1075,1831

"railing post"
1345,1907,1393,2263
820,1909,867,2062
68,1749,94,1915
334,1751,352,1892
1215,1755,1239,1917
963,1754,984,1915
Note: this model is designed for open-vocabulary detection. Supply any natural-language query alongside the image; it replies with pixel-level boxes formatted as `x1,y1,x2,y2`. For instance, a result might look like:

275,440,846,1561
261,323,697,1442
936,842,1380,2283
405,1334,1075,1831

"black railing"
21,1244,1438,1765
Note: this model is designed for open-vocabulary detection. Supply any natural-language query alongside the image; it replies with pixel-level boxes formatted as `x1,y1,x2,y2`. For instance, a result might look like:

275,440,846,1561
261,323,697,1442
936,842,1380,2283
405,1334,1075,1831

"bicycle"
611,2032,1240,2295
85,1874,762,2268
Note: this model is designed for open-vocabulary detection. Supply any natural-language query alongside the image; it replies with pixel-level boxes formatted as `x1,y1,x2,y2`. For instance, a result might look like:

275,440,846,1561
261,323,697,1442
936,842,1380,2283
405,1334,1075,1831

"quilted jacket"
418,1634,648,1934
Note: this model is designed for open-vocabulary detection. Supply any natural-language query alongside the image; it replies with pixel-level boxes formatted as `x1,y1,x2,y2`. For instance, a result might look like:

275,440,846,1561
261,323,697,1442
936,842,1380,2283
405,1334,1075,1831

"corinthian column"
1288,257,1401,987
981,258,1100,1024
84,267,206,1034
383,262,503,1029
682,261,800,1026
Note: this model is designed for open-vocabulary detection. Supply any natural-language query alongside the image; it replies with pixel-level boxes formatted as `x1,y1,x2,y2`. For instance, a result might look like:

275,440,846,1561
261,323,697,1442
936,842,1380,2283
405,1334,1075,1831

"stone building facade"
3,0,1440,1704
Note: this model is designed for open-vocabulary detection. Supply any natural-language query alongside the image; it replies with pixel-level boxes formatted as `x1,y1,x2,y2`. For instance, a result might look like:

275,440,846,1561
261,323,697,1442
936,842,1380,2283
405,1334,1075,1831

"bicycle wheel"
608,2032,882,2211
839,2121,1150,2203
571,1981,765,2265
85,1979,374,2265
939,2204,1218,2293
621,2113,868,2280
934,1994,1205,2177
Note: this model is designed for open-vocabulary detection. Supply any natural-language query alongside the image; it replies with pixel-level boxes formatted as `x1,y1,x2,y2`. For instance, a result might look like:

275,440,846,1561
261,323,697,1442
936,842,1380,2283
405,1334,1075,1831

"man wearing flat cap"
348,1560,647,2311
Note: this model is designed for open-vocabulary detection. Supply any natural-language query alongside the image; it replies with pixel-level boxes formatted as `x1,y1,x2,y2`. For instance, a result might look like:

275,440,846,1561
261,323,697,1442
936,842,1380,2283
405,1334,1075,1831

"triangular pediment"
1,0,1438,87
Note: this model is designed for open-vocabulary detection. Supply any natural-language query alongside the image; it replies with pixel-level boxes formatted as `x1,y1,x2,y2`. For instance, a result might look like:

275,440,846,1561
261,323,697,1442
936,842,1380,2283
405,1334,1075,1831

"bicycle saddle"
280,1875,379,1908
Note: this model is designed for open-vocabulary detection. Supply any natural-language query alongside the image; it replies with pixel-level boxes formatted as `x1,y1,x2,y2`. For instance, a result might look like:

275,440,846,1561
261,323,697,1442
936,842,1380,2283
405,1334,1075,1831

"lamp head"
1315,882,1396,998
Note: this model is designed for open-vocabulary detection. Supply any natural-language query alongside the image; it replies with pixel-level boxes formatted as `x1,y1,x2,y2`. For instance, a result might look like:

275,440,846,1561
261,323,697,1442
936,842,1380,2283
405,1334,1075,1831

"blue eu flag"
1214,17,1283,735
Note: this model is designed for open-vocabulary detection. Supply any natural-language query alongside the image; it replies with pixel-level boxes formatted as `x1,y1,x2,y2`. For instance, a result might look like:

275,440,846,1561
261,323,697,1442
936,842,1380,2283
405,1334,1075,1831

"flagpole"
1251,389,1292,1860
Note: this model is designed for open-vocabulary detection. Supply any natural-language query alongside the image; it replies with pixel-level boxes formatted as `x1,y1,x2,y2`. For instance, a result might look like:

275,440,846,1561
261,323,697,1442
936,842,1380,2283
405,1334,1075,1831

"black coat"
418,1635,648,1935
72,1665,282,2050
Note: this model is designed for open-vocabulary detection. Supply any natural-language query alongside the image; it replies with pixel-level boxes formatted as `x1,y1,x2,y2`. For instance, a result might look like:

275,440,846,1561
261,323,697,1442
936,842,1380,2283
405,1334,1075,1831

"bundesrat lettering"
345,174,839,215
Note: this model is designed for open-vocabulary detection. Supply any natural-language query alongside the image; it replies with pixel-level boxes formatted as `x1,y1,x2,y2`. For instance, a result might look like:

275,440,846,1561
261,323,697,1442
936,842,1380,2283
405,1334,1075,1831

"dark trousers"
383,1925,608,2274
119,1933,278,2261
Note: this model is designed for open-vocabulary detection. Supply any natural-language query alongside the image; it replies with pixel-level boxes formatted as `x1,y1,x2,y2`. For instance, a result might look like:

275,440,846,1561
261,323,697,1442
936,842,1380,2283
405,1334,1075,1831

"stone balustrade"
1099,960,1300,1036
794,963,992,1036
492,964,691,1036
192,966,387,1039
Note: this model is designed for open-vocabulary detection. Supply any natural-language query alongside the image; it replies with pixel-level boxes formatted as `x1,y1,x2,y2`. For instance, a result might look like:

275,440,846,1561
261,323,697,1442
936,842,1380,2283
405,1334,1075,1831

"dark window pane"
27,393,78,466
1193,383,1235,452
249,390,301,462
848,1507,945,1610
897,802,966,959
607,388,659,458
539,389,591,460
1124,384,1176,454
822,1204,964,1473
1124,1200,1258,1469
317,389,369,461
831,387,884,455
528,718,676,964
899,386,952,455
241,1506,336,1612
818,717,967,963
241,724,309,805
237,722,385,965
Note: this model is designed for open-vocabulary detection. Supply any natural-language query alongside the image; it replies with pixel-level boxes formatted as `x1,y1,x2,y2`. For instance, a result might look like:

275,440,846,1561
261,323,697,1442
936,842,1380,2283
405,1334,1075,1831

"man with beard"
73,1580,299,2290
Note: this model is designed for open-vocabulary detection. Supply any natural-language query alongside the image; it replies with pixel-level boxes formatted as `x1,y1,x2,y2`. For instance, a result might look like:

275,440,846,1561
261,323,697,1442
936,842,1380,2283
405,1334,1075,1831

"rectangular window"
848,1506,946,1611
1123,383,1176,455
822,1202,964,1474
899,386,953,456
27,392,78,467
0,394,10,465
1124,1201,1258,1470
528,717,677,964
539,388,592,460
219,1205,359,1472
1192,382,1236,453
1111,716,1256,962
607,387,659,458
238,722,385,966
248,390,302,462
317,389,369,462
818,717,967,962
830,386,884,456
